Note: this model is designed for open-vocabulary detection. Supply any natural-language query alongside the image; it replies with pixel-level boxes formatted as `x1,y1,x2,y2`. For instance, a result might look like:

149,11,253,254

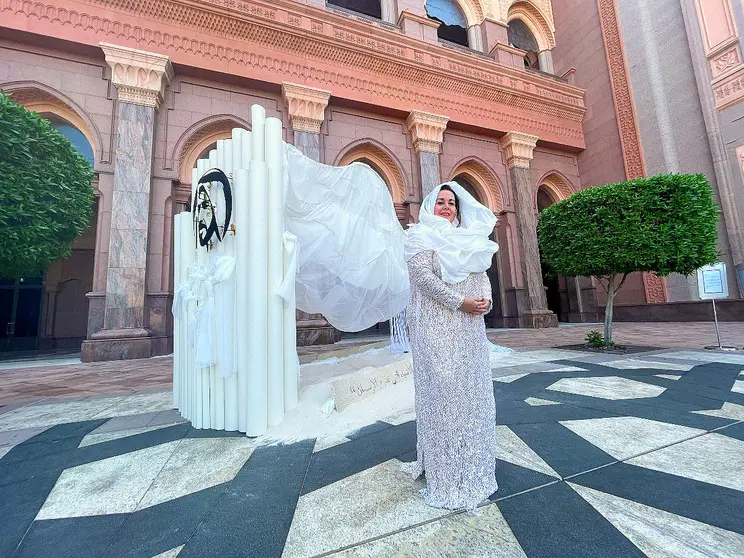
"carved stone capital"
282,82,331,134
499,131,538,169
406,111,449,154
101,43,173,109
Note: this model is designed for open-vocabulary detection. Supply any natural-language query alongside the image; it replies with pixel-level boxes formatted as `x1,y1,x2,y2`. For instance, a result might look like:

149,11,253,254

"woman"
404,183,499,511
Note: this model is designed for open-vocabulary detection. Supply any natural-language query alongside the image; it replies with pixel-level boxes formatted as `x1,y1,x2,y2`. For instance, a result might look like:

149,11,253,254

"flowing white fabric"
405,182,498,284
281,143,409,332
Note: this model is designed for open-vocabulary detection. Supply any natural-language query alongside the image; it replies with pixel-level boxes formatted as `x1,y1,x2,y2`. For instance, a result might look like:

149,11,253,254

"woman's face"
433,189,457,223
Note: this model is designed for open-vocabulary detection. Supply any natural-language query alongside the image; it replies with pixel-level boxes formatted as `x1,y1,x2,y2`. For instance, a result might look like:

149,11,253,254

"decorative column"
82,43,173,362
282,82,341,346
406,111,449,199
538,50,554,74
499,132,557,328
597,0,669,303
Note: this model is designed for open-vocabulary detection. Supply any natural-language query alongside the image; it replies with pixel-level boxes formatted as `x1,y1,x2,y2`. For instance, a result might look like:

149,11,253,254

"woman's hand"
460,297,490,315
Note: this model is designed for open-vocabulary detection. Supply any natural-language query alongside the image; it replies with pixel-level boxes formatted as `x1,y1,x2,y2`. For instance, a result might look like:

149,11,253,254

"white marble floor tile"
654,374,682,380
37,441,181,519
543,366,587,373
662,352,744,365
524,397,561,406
333,503,527,558
151,545,184,558
692,402,744,421
137,437,254,510
313,434,351,453
90,392,173,419
732,380,744,394
0,399,122,432
569,483,744,558
282,460,446,558
560,417,705,461
78,424,179,448
547,376,666,400
605,359,694,371
495,426,560,478
627,432,744,493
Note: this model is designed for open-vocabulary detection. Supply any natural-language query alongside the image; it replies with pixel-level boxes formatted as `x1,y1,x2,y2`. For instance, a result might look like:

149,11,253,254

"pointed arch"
535,170,575,211
334,139,408,204
174,114,253,183
507,1,555,51
448,156,505,213
2,80,103,164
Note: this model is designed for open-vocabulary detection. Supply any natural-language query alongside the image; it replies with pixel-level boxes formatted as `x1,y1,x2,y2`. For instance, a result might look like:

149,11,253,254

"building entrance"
0,276,44,352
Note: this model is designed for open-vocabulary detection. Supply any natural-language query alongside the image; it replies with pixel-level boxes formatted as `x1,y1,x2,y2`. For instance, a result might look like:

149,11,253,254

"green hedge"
0,92,94,279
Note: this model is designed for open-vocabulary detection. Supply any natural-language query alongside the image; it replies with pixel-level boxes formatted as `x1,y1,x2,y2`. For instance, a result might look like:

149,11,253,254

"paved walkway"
1,322,742,408
1,323,743,557
1,345,743,557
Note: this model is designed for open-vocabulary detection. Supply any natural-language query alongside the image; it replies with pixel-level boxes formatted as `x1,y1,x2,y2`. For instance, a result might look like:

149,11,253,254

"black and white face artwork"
192,168,233,250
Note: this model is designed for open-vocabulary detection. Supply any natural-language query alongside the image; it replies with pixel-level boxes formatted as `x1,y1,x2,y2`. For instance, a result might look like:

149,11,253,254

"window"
48,118,94,167
507,19,540,70
327,0,381,20
426,0,469,47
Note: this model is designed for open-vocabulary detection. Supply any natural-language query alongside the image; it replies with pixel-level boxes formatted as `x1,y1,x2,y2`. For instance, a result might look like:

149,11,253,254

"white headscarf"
404,182,498,284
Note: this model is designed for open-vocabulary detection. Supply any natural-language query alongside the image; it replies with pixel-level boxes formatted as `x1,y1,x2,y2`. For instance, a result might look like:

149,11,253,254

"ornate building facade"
0,0,741,359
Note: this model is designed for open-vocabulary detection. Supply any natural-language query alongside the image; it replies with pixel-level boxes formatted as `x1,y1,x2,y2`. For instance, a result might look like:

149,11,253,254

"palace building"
1,0,742,359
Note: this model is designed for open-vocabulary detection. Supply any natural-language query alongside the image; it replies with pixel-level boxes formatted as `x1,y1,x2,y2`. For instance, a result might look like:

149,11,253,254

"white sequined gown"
406,250,498,510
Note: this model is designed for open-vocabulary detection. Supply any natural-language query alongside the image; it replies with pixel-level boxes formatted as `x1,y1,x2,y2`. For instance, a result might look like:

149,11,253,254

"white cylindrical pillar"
245,161,269,436
235,168,251,433
172,212,182,410
265,117,285,426
283,234,299,411
251,105,266,162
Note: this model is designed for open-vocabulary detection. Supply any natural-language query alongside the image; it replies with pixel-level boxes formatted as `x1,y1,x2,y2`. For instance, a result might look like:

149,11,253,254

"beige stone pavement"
0,322,741,408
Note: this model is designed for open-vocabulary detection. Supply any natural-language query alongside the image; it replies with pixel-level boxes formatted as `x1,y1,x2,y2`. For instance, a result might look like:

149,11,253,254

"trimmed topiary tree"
538,174,719,344
0,91,94,279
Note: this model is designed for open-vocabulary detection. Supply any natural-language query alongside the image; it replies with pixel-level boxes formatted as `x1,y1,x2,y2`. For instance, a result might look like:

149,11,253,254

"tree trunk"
604,274,617,344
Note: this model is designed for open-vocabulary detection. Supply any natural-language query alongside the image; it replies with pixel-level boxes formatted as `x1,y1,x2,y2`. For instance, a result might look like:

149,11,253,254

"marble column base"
81,327,169,362
521,309,558,329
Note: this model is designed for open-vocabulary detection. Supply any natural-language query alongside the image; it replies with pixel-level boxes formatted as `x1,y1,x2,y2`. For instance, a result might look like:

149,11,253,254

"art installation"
172,105,409,436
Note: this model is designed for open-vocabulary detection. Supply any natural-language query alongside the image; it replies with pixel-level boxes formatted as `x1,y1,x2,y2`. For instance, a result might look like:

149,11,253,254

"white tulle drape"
282,143,410,332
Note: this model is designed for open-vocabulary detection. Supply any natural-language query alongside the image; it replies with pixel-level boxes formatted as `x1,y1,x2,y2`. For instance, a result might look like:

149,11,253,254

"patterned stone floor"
1,346,744,557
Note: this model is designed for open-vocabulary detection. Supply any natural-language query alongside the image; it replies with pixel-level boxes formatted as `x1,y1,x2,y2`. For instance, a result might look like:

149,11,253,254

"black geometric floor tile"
0,473,59,558
180,440,315,558
570,461,744,535
104,485,229,558
346,420,394,440
497,481,646,558
302,420,416,495
15,514,129,558
0,419,106,466
491,459,558,499
507,422,616,478
717,421,744,442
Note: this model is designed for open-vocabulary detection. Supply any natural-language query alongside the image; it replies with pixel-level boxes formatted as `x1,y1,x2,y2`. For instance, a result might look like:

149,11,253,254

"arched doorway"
1,113,97,352
452,173,505,328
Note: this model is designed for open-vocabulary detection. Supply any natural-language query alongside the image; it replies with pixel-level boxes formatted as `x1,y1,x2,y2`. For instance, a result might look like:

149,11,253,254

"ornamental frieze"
4,0,586,146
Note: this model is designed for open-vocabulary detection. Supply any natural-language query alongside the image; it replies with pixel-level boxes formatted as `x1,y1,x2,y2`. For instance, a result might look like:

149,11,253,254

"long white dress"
406,250,498,510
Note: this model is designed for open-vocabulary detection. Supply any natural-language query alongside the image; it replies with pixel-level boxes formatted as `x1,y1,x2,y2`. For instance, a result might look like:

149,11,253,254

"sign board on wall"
697,262,728,300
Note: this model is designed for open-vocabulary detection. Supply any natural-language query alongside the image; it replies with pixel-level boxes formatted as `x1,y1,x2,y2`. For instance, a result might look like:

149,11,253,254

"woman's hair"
438,185,461,219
